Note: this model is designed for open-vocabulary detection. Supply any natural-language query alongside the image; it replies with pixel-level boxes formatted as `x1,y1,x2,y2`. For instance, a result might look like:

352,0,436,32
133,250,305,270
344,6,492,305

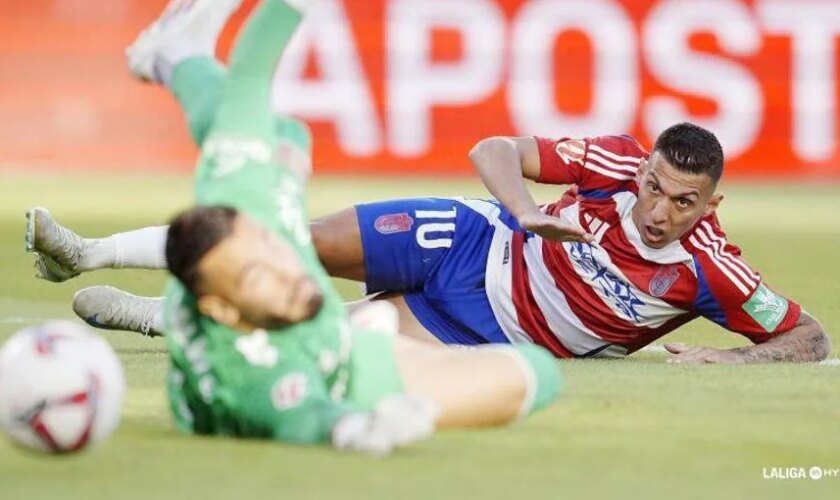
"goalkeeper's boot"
25,207,83,283
126,0,244,84
73,286,164,337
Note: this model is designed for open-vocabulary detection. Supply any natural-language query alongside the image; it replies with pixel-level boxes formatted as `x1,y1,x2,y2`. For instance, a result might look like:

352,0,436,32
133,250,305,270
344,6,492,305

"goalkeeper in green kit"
123,0,561,455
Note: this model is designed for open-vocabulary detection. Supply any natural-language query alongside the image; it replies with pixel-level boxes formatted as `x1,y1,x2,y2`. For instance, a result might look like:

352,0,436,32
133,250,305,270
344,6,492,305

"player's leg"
328,197,482,345
311,208,366,281
346,296,441,344
128,0,315,167
346,310,560,428
25,207,167,282
203,0,307,145
394,335,561,427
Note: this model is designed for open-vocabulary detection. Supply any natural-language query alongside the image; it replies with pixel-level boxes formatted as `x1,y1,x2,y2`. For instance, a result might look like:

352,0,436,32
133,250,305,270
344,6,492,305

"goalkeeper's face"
195,215,324,331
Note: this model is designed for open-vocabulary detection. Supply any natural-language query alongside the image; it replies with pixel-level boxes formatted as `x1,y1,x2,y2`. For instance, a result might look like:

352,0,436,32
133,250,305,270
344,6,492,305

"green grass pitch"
0,173,838,499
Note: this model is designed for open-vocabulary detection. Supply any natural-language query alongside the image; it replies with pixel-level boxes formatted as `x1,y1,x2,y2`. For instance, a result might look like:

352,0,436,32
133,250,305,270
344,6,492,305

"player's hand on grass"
664,343,746,364
517,210,593,243
332,394,438,457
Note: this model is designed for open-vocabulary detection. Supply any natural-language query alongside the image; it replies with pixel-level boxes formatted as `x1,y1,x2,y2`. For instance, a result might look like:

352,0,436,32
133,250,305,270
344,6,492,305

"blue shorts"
355,197,517,345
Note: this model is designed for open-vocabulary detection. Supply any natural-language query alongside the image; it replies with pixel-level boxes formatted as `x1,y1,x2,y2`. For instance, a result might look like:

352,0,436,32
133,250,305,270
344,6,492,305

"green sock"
210,0,304,141
170,57,226,146
170,56,312,156
513,344,563,417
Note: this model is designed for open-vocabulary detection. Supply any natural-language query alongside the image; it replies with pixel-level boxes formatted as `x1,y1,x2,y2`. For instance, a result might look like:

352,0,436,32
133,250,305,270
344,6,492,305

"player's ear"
704,192,724,217
197,295,240,327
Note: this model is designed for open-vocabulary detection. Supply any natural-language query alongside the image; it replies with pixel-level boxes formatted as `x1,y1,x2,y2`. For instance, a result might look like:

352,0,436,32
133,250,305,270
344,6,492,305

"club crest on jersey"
375,213,414,235
649,265,680,297
555,139,586,166
272,373,308,410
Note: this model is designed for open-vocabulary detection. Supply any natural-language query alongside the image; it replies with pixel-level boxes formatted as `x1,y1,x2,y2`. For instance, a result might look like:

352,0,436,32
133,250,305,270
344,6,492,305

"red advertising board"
1,0,839,178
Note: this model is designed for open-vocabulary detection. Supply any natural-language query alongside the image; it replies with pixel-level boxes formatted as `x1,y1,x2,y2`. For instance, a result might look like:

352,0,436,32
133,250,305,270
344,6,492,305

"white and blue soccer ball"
0,321,124,453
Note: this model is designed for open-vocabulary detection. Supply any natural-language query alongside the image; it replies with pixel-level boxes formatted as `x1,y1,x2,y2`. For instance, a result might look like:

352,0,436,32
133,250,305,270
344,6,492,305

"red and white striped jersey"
483,134,801,358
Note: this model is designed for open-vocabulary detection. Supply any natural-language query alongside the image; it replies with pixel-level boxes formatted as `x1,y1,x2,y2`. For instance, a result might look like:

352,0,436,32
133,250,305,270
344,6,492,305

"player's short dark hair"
166,206,239,294
652,122,724,184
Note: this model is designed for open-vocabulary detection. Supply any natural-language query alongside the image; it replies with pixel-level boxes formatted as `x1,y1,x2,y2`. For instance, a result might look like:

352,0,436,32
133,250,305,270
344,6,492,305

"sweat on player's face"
166,206,323,331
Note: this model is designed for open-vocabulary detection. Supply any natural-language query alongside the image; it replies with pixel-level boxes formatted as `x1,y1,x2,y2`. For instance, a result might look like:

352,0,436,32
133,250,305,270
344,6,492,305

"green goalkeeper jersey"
163,121,359,444
161,0,405,445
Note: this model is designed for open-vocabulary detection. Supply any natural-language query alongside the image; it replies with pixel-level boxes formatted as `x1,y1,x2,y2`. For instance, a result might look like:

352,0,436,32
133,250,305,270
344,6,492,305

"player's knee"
514,344,563,416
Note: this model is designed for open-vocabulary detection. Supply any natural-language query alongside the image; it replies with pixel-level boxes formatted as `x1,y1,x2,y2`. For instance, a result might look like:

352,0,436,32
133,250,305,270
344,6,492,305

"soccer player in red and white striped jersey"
463,123,829,363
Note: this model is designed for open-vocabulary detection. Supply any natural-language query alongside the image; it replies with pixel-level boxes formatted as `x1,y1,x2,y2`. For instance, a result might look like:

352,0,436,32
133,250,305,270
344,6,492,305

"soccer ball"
0,321,125,453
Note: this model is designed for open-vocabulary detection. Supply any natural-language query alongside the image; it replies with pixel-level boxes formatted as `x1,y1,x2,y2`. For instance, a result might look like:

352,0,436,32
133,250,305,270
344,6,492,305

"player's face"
195,215,323,331
632,153,723,248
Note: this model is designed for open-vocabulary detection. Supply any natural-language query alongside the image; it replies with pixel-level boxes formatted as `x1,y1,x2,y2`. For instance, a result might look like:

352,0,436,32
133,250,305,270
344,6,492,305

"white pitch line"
0,317,51,325
641,344,839,366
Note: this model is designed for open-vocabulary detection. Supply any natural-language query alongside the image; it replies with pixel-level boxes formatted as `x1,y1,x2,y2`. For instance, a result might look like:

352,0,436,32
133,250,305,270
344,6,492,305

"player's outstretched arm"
665,312,830,364
469,137,592,243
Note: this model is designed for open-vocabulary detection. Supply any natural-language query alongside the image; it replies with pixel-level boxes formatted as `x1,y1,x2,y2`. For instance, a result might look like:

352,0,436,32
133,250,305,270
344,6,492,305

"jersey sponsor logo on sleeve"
555,139,586,166
649,264,681,297
271,373,309,411
742,283,789,333
374,213,414,235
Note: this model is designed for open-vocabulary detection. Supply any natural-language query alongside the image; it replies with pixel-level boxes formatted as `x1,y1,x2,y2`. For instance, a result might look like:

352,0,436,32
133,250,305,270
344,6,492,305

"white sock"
80,225,168,270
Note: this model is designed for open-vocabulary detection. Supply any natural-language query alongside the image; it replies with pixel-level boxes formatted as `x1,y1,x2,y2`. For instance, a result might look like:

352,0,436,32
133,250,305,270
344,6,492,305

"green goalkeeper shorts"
345,329,404,411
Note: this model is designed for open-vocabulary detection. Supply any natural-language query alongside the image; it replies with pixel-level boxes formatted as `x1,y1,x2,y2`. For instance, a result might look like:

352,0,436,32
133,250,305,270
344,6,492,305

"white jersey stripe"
694,227,758,288
696,224,759,285
584,162,636,180
689,235,751,295
588,143,643,164
587,151,640,174
699,221,760,282
474,205,533,345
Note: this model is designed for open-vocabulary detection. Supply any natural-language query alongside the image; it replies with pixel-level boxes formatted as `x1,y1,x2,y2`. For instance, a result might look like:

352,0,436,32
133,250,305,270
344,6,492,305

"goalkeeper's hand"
331,394,438,457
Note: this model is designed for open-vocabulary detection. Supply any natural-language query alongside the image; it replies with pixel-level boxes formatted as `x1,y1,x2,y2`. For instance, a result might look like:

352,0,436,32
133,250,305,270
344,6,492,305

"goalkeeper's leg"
394,336,562,428
203,0,307,145
126,0,239,145
127,0,314,160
